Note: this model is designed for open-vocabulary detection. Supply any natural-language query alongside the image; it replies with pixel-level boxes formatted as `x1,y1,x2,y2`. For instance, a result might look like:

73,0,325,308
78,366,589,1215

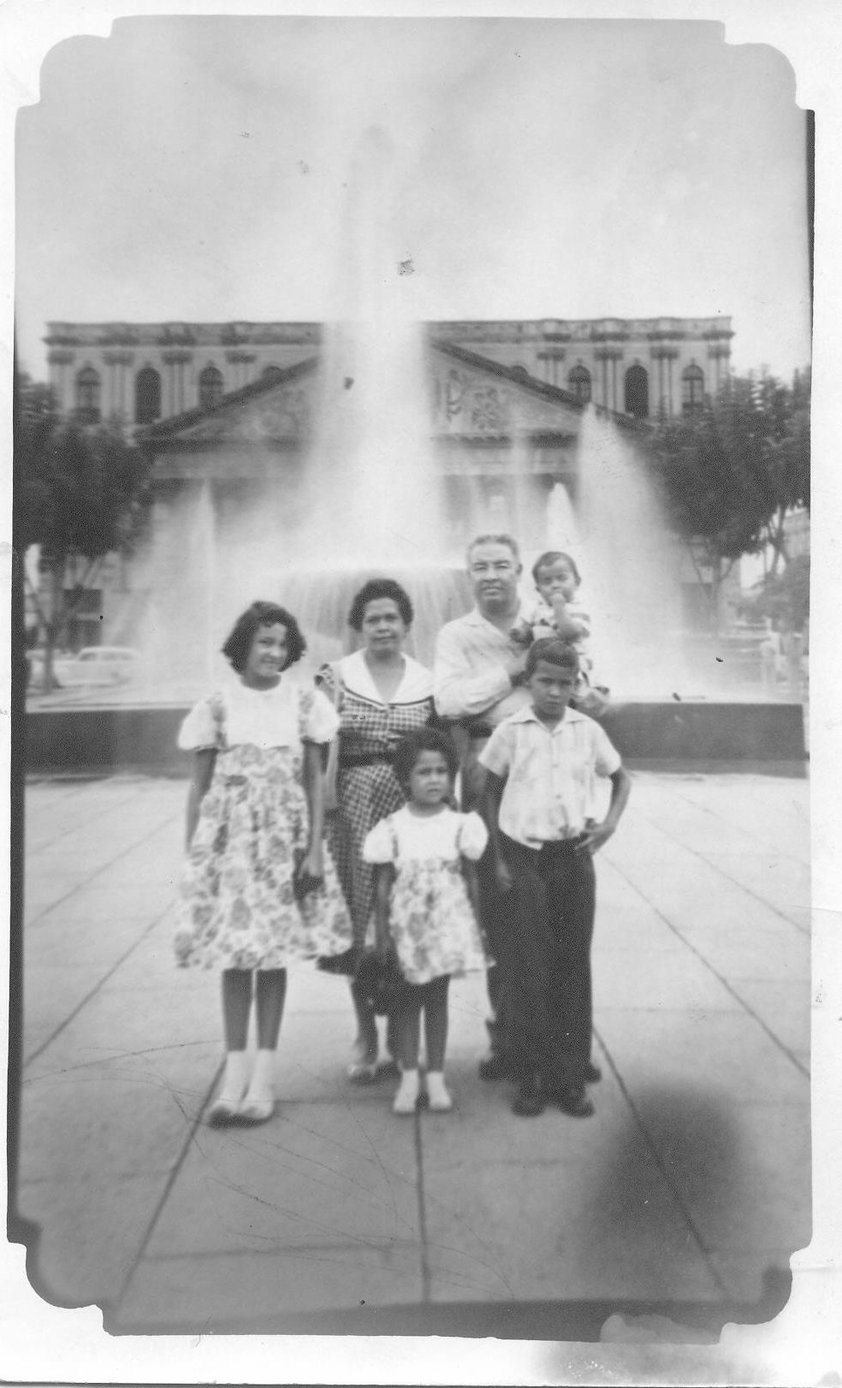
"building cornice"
45,315,734,350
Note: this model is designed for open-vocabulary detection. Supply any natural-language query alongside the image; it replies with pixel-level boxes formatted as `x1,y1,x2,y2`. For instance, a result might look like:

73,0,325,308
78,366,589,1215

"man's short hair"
466,533,521,566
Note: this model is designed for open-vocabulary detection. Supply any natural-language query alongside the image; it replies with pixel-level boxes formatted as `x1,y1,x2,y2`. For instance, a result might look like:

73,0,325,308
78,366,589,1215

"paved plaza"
13,768,811,1340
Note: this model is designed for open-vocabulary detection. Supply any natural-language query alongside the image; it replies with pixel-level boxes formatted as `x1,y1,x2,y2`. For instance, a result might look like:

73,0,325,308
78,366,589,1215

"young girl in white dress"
363,727,489,1115
175,601,352,1126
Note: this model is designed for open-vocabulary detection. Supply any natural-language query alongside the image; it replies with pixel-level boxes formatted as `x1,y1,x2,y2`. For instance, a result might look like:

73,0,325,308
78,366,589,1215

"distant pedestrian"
481,638,630,1118
174,601,352,1126
363,727,489,1115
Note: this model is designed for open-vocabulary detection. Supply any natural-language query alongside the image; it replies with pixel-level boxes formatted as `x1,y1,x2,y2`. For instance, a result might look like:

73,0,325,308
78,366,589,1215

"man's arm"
481,770,514,894
433,622,523,721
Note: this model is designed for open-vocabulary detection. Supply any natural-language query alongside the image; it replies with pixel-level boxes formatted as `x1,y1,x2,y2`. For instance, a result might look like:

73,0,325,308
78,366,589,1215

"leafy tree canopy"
650,367,810,575
15,371,153,685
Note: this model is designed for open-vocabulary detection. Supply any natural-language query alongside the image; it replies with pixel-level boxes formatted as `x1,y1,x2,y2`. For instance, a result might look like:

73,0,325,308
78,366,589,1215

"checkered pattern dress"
318,654,434,945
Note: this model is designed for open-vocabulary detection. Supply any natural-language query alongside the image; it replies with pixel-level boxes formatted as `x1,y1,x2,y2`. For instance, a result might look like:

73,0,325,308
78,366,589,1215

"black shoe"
584,1062,602,1084
556,1086,594,1118
512,1082,545,1117
478,1052,513,1082
376,1057,401,1080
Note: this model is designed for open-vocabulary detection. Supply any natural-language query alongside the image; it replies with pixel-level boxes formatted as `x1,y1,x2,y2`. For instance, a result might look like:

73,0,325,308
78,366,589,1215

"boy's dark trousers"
496,832,596,1092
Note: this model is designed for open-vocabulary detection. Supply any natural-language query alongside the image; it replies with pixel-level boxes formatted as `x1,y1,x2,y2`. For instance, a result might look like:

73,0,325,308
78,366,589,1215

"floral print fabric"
362,807,489,985
175,685,352,970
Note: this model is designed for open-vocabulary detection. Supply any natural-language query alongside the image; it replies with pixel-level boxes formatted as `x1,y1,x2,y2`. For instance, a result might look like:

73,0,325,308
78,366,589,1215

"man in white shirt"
433,533,532,1077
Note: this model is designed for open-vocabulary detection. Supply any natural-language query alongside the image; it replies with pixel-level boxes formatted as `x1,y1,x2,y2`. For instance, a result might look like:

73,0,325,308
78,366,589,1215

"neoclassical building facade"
45,316,733,430
36,314,741,658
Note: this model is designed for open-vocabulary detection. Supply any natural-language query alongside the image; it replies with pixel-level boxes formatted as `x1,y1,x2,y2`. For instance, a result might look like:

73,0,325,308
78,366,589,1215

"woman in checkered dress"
317,579,434,1081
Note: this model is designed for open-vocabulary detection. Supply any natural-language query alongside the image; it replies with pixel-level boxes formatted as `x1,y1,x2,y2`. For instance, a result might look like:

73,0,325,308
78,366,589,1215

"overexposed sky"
15,15,811,380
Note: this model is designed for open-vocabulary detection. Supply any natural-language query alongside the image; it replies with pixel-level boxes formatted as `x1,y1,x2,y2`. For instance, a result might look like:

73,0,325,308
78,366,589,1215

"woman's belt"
339,751,395,769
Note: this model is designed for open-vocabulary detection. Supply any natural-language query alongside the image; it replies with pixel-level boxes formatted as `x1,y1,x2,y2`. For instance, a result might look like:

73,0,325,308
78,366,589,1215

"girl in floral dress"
175,601,352,1126
363,727,489,1115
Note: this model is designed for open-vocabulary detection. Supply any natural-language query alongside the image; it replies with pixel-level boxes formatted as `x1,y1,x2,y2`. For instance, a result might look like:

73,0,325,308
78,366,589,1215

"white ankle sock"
426,1071,453,1110
393,1068,420,1113
218,1050,250,1103
245,1048,276,1103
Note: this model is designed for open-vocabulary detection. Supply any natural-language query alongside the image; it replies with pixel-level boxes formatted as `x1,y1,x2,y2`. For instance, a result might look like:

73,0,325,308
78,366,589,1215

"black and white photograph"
6,1,837,1381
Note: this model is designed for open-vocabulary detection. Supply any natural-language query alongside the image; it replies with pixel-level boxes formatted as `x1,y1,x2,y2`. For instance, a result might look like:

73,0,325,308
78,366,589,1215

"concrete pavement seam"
23,906,176,1066
24,807,182,930
25,782,168,853
413,1110,432,1304
110,1061,224,1320
631,802,810,937
607,858,811,1080
591,1025,732,1300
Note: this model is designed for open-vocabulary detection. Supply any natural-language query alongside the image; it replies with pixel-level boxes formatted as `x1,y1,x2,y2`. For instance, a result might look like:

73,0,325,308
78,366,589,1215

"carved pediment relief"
175,385,311,443
430,355,581,436
157,346,579,448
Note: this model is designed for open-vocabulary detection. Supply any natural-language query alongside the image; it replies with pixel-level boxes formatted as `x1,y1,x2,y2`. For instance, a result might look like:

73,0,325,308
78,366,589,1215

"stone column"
708,344,730,393
227,350,256,390
594,347,623,411
162,351,193,416
651,345,679,415
103,350,134,421
47,350,75,413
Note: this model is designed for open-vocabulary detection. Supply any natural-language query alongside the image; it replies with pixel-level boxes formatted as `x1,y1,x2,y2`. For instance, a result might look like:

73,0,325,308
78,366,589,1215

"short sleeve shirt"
178,679,339,752
479,705,621,847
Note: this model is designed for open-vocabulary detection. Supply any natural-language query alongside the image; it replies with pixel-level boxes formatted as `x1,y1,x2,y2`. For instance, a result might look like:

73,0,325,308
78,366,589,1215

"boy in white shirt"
480,638,630,1117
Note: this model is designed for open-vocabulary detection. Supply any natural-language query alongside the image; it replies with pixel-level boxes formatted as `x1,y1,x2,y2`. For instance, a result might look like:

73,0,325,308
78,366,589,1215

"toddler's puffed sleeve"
303,687,340,744
177,697,218,752
362,817,397,865
458,811,489,861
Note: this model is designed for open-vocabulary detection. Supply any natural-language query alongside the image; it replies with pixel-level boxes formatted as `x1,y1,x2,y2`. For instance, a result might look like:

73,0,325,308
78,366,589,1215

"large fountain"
26,126,806,772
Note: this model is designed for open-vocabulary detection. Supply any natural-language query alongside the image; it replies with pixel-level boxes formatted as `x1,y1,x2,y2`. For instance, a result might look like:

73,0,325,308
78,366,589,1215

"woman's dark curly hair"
348,578,414,632
221,601,307,673
393,726,459,789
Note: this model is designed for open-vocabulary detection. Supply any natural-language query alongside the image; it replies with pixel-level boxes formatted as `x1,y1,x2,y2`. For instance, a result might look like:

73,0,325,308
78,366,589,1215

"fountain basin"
24,698,807,777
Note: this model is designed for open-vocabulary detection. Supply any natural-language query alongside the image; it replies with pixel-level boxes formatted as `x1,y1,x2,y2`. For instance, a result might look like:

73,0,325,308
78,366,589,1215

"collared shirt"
433,606,532,726
479,704,621,848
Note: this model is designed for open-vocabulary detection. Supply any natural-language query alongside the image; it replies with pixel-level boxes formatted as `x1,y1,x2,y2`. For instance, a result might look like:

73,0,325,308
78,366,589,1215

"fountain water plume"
301,126,447,566
573,407,691,696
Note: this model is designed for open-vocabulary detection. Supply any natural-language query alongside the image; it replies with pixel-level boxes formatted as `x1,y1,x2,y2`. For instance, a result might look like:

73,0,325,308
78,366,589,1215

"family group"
174,535,631,1123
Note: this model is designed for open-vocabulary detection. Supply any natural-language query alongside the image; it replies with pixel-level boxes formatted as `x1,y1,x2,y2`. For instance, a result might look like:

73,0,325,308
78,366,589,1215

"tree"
650,367,810,627
740,552,810,632
14,371,153,691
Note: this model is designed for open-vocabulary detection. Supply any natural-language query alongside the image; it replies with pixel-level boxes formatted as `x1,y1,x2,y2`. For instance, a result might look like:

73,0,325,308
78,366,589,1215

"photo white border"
3,1,839,1383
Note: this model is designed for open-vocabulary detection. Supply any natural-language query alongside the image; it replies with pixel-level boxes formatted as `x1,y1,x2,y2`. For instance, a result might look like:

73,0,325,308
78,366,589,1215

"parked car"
53,646,142,688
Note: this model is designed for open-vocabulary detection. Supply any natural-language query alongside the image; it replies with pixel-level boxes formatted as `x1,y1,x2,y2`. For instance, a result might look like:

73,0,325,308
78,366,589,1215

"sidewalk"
14,771,810,1338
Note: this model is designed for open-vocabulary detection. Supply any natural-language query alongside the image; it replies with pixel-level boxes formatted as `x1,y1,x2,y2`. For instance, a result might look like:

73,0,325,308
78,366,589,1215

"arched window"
682,364,705,416
624,365,649,418
261,365,284,384
199,365,224,411
75,367,101,424
567,364,591,404
135,367,162,424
